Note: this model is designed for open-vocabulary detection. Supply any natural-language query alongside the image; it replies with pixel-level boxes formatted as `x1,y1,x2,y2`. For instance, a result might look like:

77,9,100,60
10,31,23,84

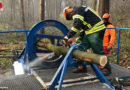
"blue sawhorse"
48,45,115,90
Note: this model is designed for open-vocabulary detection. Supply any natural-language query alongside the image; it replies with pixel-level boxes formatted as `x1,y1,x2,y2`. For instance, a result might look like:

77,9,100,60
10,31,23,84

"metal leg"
49,44,115,90
91,64,115,90
49,45,79,90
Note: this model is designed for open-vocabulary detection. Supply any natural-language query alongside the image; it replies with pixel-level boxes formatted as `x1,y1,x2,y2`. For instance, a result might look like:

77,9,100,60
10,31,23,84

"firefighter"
102,13,116,56
62,6,111,75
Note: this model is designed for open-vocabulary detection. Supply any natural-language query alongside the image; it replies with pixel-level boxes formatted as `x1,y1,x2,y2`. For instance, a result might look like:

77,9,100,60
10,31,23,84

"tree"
101,0,110,16
93,0,97,10
39,0,45,21
19,0,26,29
96,0,100,13
80,0,83,6
55,0,57,19
39,0,45,33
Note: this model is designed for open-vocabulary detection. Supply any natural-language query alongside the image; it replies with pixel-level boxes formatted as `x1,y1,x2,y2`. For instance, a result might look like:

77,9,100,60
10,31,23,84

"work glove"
107,46,112,51
75,37,81,43
62,36,69,46
68,38,76,47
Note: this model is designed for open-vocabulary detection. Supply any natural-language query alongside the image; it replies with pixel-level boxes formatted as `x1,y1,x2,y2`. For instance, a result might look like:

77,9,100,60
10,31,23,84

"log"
37,43,107,66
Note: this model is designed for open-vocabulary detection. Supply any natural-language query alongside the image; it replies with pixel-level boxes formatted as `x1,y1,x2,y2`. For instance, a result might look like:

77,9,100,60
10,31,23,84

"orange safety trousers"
103,24,116,47
103,24,116,56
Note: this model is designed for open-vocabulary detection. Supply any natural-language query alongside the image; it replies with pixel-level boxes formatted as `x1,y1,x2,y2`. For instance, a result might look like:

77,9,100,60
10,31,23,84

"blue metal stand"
90,64,115,90
49,45,80,90
49,45,115,90
17,20,69,70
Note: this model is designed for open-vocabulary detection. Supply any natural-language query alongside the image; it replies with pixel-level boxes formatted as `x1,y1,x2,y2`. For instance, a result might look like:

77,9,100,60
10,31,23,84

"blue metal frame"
0,30,29,33
26,20,69,60
117,29,121,64
49,45,80,90
49,44,115,90
91,64,115,90
0,27,130,65
0,20,69,71
107,28,130,64
0,23,130,89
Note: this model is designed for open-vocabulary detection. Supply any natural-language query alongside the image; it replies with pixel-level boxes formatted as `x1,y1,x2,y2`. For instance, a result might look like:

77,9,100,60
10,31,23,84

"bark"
19,0,26,29
80,0,83,6
39,0,45,21
37,43,107,66
27,0,30,25
93,0,97,10
39,0,45,33
96,0,100,14
55,0,57,19
101,0,110,16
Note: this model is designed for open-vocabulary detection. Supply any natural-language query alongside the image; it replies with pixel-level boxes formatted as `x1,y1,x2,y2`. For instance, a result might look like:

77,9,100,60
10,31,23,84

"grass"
0,58,11,69
0,17,129,69
0,18,129,87
0,26,26,69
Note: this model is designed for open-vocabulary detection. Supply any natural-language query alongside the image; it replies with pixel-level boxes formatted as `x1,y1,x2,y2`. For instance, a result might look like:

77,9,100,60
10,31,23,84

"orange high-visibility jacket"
103,24,116,47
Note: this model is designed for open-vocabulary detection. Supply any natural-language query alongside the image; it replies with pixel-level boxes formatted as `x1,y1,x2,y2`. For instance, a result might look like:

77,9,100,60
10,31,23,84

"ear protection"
65,7,73,14
63,6,73,17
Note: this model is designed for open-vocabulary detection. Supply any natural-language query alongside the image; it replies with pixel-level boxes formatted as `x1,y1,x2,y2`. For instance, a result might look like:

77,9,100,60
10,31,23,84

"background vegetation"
0,0,129,70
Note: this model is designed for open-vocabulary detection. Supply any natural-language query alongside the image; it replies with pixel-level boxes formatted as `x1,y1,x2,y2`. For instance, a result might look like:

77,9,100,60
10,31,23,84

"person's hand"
75,37,81,43
68,38,76,47
107,46,112,51
62,39,68,45
62,36,69,46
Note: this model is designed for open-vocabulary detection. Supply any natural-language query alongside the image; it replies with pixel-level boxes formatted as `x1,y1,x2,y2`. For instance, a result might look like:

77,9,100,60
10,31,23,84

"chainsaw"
62,38,78,48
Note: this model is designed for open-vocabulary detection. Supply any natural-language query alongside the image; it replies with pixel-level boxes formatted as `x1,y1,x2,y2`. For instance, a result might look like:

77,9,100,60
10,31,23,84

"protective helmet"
63,6,73,17
102,13,110,22
102,13,110,19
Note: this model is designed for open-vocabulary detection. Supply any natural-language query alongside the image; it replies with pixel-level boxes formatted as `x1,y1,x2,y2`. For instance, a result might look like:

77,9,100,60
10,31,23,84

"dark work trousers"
76,32,111,71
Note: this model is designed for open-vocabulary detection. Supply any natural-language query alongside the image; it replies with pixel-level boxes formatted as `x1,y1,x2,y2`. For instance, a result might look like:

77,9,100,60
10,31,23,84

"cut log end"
100,56,107,67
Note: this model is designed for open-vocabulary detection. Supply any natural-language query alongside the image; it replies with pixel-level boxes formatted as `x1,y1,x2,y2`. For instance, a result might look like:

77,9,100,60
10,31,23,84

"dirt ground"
0,68,14,78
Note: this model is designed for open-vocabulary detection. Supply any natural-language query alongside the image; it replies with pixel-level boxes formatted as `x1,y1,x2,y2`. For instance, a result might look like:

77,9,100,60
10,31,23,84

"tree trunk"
93,0,97,10
39,0,45,33
40,0,45,21
55,0,57,19
19,0,26,29
37,43,107,66
101,0,110,16
80,0,83,6
27,0,30,26
96,0,100,14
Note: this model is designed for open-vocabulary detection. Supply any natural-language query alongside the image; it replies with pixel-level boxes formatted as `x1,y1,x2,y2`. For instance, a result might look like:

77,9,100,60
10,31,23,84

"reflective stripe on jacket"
71,6,105,35
103,24,116,47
